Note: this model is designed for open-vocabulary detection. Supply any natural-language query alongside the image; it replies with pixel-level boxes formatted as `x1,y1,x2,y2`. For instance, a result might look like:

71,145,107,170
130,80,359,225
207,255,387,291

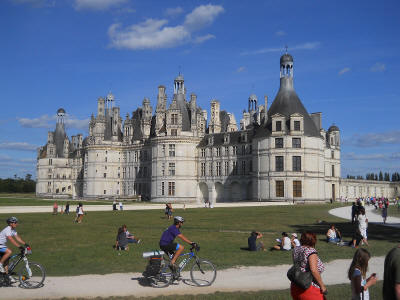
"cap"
291,233,297,238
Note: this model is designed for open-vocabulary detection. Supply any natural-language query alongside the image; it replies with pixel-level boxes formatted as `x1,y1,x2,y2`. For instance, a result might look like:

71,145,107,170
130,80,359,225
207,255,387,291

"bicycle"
146,244,217,288
0,246,46,288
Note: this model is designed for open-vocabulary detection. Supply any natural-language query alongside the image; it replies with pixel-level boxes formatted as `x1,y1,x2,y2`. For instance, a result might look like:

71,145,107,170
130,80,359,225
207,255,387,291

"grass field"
1,204,398,276
45,281,384,300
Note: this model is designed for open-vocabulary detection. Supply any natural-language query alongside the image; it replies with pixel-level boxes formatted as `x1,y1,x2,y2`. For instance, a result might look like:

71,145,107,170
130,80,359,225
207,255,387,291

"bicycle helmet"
6,216,18,224
174,216,185,224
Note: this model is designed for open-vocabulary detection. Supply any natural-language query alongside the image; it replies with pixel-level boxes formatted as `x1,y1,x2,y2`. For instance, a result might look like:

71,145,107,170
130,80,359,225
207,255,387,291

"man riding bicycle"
159,216,195,272
0,217,28,274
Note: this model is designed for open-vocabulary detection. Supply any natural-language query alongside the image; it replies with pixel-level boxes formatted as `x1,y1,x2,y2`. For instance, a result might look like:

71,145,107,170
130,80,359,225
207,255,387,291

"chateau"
36,54,399,202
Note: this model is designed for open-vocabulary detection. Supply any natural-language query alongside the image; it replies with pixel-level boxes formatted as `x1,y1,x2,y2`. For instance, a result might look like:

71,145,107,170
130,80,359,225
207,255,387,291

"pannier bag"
142,251,165,277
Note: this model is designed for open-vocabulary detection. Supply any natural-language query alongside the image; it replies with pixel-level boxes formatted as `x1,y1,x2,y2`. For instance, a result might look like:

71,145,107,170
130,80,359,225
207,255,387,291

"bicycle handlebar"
190,243,200,252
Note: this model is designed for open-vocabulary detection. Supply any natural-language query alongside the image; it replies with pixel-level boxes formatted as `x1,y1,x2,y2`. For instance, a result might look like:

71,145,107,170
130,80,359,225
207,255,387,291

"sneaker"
0,263,5,273
8,275,16,284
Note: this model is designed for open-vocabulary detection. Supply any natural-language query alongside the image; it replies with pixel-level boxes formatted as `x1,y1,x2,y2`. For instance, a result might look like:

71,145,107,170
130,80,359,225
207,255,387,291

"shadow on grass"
290,221,400,243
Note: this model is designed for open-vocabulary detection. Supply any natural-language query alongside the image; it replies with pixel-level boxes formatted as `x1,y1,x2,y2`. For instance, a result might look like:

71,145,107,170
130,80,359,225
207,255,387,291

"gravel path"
0,203,391,299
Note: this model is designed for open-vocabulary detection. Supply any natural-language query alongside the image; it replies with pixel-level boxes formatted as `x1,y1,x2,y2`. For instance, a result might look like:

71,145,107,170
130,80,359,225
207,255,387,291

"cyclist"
159,216,195,272
0,217,28,273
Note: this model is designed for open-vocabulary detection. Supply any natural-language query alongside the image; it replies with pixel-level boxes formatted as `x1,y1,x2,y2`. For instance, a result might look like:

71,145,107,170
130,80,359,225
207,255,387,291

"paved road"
329,204,400,228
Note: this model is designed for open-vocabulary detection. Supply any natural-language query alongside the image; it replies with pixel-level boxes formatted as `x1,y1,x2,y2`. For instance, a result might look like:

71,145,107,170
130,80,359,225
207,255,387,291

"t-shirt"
293,238,300,247
351,268,369,300
78,207,83,215
159,225,181,246
358,215,367,229
383,246,400,300
116,231,128,248
282,236,291,250
0,226,17,248
327,229,337,239
248,235,257,251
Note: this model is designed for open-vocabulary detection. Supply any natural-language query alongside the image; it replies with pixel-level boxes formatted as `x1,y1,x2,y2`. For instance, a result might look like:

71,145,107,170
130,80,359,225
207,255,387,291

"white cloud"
344,130,400,147
338,67,350,75
165,6,184,17
276,30,286,36
108,4,224,50
342,152,400,161
236,66,246,73
183,4,224,31
193,34,215,44
18,114,89,130
241,42,321,55
74,0,128,11
0,142,38,151
370,62,386,72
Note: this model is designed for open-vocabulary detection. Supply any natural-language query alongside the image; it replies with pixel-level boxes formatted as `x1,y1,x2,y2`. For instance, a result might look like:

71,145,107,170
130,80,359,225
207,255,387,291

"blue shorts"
0,247,7,254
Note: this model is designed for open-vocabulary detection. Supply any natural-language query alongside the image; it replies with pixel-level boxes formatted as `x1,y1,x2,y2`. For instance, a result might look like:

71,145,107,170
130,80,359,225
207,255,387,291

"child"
348,248,377,300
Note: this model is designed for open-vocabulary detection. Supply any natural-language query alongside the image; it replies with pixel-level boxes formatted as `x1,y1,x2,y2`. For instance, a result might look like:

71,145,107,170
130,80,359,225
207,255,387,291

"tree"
379,171,383,181
384,172,390,181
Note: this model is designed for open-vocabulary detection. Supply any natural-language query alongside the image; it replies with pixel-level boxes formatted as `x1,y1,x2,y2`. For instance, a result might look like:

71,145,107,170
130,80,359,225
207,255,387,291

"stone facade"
36,54,400,203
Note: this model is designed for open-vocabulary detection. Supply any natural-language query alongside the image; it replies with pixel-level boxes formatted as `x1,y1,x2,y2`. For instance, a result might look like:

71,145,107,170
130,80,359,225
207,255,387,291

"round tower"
280,51,294,89
57,108,66,124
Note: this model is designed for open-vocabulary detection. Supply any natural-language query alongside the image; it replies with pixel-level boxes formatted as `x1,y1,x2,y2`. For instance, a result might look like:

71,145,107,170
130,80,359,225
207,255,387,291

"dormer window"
208,136,214,146
276,121,282,131
224,134,230,144
240,132,248,143
294,121,300,131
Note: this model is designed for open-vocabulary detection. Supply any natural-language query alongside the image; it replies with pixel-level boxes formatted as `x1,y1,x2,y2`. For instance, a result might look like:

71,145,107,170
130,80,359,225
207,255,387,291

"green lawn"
44,281,384,300
2,204,398,276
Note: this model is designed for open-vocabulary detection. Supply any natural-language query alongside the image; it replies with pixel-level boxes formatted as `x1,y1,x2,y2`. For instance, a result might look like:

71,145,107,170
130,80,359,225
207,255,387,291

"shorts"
160,242,179,255
0,247,7,257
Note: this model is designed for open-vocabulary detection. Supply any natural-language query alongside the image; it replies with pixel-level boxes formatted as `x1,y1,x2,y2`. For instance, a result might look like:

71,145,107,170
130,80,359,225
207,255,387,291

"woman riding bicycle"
159,216,196,272
0,217,28,274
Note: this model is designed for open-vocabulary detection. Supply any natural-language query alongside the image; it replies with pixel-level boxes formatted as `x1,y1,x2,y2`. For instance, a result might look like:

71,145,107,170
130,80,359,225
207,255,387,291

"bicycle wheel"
18,262,46,289
190,259,216,286
149,264,173,288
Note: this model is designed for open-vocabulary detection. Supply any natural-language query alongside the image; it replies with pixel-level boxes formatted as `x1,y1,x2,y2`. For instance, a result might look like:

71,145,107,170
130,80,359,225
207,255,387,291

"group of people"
112,200,124,211
114,224,141,251
52,201,70,215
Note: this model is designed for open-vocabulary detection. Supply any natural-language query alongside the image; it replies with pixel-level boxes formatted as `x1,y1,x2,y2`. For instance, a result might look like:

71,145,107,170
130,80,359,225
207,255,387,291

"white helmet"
174,216,185,224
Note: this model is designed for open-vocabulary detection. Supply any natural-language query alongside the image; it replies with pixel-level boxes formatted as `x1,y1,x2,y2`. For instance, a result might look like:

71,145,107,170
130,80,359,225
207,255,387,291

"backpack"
143,255,163,277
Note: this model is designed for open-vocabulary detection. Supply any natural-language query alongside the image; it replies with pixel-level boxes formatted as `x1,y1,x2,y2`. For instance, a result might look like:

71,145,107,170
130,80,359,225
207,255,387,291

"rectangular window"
201,148,206,157
331,151,334,159
161,182,165,196
162,144,166,156
292,138,301,148
201,163,206,176
225,146,229,155
104,190,106,195
331,165,335,177
233,146,237,155
294,121,300,131
293,181,302,197
293,156,301,171
276,121,282,131
161,163,165,176
169,144,175,157
209,162,213,176
171,129,177,136
275,138,283,148
242,145,246,155
171,114,178,125
276,180,284,197
216,147,221,156
225,161,229,175
168,182,175,196
216,162,221,176
241,161,246,175
168,163,175,176
275,156,284,172
232,161,237,175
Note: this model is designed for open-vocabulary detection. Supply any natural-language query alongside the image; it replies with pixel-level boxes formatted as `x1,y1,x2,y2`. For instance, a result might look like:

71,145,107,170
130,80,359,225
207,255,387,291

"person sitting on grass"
350,228,364,248
122,225,141,244
326,224,342,243
271,232,291,251
115,226,129,251
248,231,266,251
290,233,300,248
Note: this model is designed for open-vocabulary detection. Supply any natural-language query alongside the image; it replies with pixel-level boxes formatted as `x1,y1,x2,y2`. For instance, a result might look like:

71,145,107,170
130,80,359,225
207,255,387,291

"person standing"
53,201,58,215
348,248,377,300
64,202,70,215
382,206,388,224
383,245,400,300
290,232,327,299
112,200,117,211
76,203,84,223
119,201,123,211
352,203,357,224
358,208,369,246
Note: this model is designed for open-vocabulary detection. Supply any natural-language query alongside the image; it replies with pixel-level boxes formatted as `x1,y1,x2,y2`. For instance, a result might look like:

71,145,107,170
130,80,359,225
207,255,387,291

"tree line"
0,174,36,193
346,171,400,182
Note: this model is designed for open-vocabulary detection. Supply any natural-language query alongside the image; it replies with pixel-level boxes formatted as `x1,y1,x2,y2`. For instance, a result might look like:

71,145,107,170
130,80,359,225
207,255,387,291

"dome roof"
249,93,257,100
328,125,340,132
280,53,293,65
175,74,184,81
57,108,66,114
106,92,115,101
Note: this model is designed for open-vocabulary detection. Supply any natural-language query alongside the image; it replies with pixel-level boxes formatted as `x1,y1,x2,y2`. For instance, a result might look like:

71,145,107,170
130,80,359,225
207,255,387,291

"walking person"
358,208,368,246
119,201,123,211
64,202,70,214
165,203,173,219
382,205,388,224
76,203,84,223
112,200,117,211
383,245,400,300
348,248,377,300
290,232,327,299
53,201,58,215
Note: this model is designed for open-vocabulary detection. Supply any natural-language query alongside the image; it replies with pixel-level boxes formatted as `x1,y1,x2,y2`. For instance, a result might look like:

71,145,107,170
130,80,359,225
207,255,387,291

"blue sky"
0,0,399,179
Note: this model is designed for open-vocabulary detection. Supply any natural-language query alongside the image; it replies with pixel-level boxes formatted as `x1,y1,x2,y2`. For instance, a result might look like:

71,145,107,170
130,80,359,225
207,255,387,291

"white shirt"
293,238,300,247
0,226,17,248
78,207,84,215
358,214,367,229
327,229,337,239
282,236,291,250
